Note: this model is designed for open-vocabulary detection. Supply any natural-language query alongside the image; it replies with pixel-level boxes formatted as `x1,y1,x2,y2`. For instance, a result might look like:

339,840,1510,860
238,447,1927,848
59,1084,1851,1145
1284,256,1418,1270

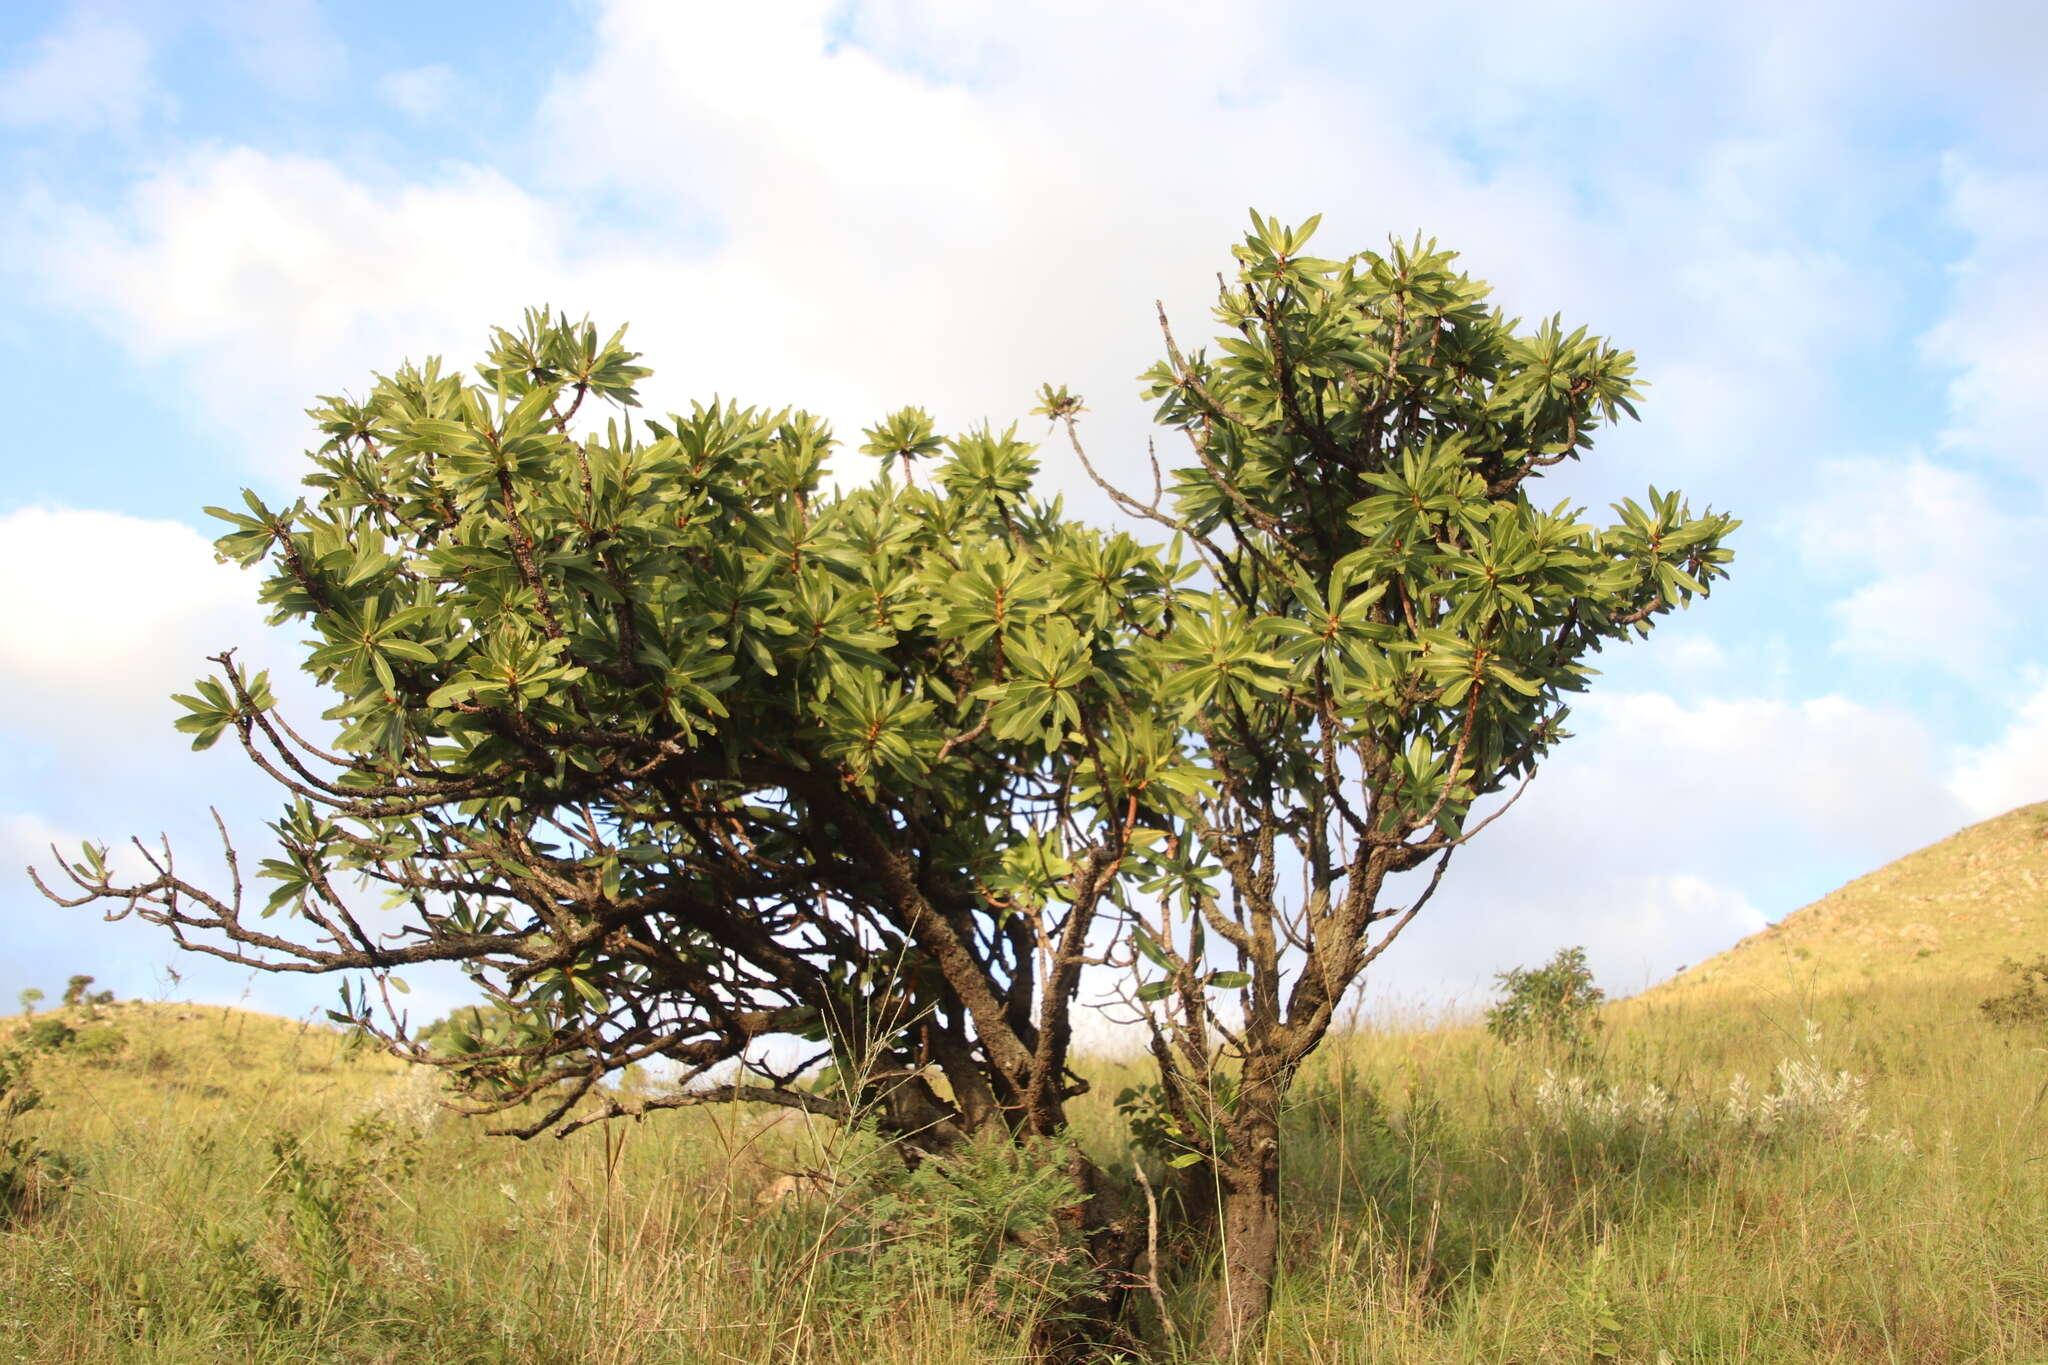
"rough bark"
1031,1149,1145,1362
1204,1078,1286,1360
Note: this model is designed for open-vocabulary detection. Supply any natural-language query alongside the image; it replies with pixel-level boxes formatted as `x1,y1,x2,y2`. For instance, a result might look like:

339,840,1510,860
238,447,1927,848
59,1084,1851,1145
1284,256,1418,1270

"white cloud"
0,9,154,132
1388,867,1769,1007
0,507,273,746
1370,684,1976,1001
1555,689,1970,862
15,0,1907,519
1950,681,2048,818
29,150,586,471
1792,456,2044,676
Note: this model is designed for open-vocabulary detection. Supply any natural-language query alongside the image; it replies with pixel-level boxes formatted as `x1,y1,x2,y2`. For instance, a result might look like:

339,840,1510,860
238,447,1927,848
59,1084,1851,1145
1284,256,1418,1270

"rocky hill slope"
1636,801,2048,1004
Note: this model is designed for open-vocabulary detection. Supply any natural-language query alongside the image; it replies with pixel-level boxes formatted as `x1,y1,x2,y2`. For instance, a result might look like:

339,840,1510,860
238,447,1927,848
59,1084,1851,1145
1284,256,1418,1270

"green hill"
1637,801,2048,1005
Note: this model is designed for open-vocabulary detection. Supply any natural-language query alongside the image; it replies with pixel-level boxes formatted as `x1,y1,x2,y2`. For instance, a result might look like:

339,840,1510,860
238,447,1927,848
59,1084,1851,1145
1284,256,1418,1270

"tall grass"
2,977,2043,1362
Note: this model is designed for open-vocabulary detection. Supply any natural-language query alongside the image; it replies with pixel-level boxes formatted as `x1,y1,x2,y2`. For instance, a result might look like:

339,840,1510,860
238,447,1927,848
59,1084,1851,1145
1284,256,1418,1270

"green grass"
2,974,2044,1363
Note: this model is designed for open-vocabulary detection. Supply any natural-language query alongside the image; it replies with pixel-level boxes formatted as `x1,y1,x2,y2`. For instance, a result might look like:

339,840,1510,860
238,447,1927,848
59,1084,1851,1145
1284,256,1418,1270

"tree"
34,306,1189,1348
35,217,1735,1357
1486,945,1606,1053
1044,214,1736,1355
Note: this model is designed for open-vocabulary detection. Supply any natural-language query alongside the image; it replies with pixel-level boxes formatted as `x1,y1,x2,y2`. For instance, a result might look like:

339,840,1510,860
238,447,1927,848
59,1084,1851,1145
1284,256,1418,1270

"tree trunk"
1204,1085,1284,1360
1029,1148,1144,1361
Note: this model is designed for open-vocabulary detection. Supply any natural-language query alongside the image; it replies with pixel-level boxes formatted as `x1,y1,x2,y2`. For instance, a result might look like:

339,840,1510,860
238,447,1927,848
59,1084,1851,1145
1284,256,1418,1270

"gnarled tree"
1048,215,1737,1356
34,307,1205,1345
36,217,1735,1359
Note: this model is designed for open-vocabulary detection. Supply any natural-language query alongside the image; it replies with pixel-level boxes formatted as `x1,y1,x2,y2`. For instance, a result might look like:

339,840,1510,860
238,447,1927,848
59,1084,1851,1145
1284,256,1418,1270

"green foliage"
59,974,113,1020
67,1025,126,1066
1103,212,1735,1026
20,1018,77,1053
1116,1078,1235,1169
1487,946,1607,1052
0,1044,77,1224
195,1224,295,1326
17,988,43,1016
65,300,1202,1148
38,215,1740,1353
254,1117,425,1321
819,1131,1100,1337
266,1130,358,1296
1979,954,2048,1029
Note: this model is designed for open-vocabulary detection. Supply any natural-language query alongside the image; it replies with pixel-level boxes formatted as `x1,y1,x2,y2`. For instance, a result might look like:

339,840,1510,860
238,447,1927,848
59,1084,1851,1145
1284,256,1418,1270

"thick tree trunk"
1029,1148,1143,1361
1204,1085,1285,1360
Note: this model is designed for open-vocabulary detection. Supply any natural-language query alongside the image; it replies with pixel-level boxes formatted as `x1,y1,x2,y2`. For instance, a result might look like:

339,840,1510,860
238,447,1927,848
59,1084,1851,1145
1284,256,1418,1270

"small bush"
1524,1021,1916,1159
1487,946,1606,1053
69,1025,127,1066
807,1130,1101,1338
1979,954,2048,1029
0,1047,79,1223
20,1019,77,1053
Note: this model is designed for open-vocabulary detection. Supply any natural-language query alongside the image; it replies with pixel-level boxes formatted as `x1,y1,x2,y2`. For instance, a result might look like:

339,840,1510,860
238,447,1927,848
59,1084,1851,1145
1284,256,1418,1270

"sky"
1,0,2043,1031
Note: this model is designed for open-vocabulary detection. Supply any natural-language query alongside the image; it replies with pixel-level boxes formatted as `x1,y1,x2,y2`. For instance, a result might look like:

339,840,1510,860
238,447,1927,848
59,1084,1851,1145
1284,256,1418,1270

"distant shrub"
16,988,43,1016
1487,946,1606,1053
21,1018,77,1053
0,1046,79,1223
1979,954,2048,1029
69,1025,127,1066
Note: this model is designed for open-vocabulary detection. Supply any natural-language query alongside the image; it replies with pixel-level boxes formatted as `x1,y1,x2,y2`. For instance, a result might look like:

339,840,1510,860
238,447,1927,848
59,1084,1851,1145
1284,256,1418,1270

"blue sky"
2,0,2043,1027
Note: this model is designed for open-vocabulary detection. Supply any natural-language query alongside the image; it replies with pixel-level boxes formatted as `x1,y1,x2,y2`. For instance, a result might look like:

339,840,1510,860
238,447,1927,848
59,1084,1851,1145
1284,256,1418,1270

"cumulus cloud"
1370,684,1976,1002
1387,866,1769,1009
0,507,276,745
0,9,155,132
13,0,1916,524
1790,456,2045,678
27,150,587,470
1949,681,2048,818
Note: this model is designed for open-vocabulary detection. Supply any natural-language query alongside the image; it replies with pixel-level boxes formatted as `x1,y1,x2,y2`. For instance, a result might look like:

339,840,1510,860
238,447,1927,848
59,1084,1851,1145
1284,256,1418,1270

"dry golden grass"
1631,801,2048,1008
1,806,2045,1361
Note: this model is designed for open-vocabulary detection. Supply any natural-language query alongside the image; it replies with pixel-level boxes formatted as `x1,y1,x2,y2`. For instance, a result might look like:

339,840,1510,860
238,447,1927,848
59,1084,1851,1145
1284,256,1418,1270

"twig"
1130,1152,1179,1348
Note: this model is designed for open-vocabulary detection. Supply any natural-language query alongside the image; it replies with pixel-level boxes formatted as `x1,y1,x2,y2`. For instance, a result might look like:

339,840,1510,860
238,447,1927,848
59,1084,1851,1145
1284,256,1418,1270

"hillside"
1635,800,2048,1005
6,928,2048,1357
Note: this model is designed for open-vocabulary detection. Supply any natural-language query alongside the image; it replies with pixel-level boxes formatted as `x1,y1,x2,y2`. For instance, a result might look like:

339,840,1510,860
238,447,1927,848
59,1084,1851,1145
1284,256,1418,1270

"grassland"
3,811,2046,1363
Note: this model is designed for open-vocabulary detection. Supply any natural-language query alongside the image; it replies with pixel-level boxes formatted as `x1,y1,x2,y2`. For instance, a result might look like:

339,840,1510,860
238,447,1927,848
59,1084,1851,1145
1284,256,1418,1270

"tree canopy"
37,213,1735,1358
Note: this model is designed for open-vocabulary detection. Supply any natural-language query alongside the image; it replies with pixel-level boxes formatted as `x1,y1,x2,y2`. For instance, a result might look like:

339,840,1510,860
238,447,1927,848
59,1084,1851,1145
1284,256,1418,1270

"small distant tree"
1486,945,1606,1052
16,990,42,1017
60,976,112,1020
